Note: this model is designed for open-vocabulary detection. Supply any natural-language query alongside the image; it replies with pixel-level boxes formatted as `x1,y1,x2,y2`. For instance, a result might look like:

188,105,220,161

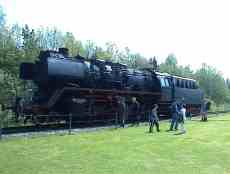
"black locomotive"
15,48,203,123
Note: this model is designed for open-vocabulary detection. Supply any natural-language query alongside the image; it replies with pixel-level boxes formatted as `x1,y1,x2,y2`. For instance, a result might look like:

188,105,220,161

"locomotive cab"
155,72,204,116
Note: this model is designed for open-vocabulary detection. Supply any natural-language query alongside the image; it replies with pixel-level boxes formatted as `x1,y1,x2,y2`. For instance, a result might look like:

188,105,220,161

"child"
149,104,160,133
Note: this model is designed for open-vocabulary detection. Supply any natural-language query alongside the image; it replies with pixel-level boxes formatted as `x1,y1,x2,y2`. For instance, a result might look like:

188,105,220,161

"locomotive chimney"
59,48,69,57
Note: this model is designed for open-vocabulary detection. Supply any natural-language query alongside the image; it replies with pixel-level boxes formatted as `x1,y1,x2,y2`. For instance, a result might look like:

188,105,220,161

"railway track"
1,110,230,138
1,118,116,135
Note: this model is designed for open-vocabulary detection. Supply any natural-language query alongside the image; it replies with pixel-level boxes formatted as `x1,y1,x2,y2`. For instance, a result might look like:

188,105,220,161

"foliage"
0,4,229,107
160,54,179,74
63,32,85,57
195,63,228,104
0,5,5,28
159,54,194,78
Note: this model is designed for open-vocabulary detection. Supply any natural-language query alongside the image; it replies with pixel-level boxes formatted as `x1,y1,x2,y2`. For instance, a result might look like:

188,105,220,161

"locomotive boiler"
17,48,161,122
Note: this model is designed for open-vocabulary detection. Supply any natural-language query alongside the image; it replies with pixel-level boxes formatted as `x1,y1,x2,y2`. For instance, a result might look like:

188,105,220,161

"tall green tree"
159,54,182,75
63,32,85,57
105,42,120,62
36,27,65,50
0,5,5,28
0,8,23,103
195,63,228,104
226,79,230,89
159,54,194,78
94,46,112,61
22,24,40,61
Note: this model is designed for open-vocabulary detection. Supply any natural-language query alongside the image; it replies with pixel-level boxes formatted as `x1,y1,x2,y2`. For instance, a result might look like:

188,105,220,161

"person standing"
149,104,160,133
169,100,179,131
202,101,211,121
131,97,141,126
117,96,127,128
201,100,208,122
178,104,186,134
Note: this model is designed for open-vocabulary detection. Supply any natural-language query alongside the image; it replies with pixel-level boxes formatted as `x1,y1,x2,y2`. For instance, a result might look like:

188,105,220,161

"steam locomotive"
15,48,203,123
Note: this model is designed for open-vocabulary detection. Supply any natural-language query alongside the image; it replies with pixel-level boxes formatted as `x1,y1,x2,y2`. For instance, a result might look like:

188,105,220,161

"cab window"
160,78,166,87
181,80,185,88
173,78,176,86
176,79,180,87
191,81,195,89
189,81,192,89
194,82,198,89
164,78,170,87
185,81,190,88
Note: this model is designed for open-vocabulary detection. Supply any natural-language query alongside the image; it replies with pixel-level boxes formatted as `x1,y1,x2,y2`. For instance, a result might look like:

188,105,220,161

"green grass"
1,115,230,174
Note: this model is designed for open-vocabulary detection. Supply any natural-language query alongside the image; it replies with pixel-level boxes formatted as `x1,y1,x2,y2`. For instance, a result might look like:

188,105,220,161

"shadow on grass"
190,119,230,122
144,131,161,134
174,131,186,135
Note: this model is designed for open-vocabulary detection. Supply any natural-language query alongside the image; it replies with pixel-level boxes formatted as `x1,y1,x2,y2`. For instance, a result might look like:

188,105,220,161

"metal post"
0,106,2,140
0,126,2,140
115,112,118,128
0,120,2,140
69,114,72,135
6,110,9,128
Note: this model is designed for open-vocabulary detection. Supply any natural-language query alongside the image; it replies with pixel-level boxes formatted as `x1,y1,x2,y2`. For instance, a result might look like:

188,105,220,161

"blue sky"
1,0,230,78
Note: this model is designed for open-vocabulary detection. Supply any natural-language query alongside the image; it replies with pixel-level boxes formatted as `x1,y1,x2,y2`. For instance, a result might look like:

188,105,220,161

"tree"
226,79,230,89
22,24,40,61
83,40,96,59
105,42,120,62
0,5,5,29
94,46,112,61
195,63,228,105
0,15,23,104
11,24,23,48
149,56,159,71
62,32,85,57
180,65,194,78
159,54,182,76
159,54,194,78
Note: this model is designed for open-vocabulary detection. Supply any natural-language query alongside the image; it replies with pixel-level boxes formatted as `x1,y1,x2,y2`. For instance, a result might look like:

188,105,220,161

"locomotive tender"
16,48,203,123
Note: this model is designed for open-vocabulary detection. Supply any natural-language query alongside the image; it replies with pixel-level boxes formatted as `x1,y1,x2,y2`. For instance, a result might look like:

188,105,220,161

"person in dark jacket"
131,97,141,126
149,104,160,133
201,100,211,121
116,96,127,128
169,100,179,131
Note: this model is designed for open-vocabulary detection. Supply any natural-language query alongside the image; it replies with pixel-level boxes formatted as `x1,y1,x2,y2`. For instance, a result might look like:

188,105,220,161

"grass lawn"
1,114,230,174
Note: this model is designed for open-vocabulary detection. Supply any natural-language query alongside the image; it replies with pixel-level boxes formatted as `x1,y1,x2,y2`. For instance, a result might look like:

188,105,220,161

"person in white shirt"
178,104,186,134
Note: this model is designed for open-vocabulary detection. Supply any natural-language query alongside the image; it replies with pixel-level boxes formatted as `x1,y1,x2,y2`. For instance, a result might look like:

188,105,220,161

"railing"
1,108,230,139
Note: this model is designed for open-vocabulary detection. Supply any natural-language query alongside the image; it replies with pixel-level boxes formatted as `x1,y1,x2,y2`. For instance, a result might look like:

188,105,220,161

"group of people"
168,100,187,133
116,96,140,128
116,96,187,134
149,99,187,134
117,96,209,135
